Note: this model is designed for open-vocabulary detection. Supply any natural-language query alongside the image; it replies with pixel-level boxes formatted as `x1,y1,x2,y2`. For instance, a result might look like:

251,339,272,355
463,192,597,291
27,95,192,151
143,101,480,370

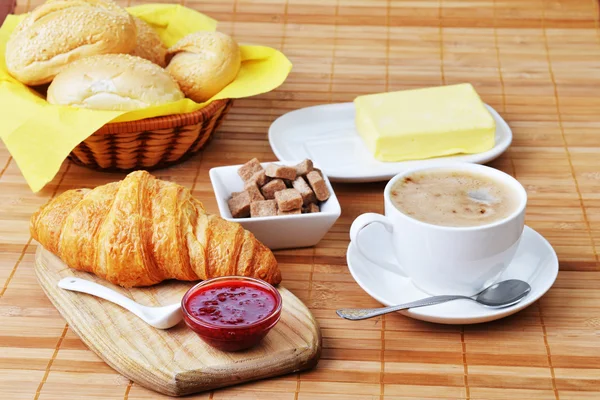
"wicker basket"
68,99,233,172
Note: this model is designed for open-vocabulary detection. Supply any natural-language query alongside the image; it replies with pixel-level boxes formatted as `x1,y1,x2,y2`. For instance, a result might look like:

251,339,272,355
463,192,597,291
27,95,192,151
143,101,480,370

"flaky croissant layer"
30,171,281,287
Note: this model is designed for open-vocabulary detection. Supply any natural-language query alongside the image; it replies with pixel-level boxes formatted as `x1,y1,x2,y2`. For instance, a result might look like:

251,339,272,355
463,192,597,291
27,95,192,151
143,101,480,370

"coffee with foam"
390,170,519,227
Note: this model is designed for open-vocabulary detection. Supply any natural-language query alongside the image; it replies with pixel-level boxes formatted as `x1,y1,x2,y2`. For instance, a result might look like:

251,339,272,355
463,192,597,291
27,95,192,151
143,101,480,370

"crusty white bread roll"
47,54,184,111
130,16,167,67
166,31,241,103
5,0,136,86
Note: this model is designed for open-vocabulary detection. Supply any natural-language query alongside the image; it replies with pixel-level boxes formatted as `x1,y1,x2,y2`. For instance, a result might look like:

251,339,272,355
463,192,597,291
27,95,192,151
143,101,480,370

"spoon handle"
58,277,149,321
336,295,472,320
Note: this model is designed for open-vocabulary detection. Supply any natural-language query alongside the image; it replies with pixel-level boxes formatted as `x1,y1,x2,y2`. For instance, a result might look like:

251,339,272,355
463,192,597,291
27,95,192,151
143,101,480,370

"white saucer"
346,224,558,324
269,102,512,183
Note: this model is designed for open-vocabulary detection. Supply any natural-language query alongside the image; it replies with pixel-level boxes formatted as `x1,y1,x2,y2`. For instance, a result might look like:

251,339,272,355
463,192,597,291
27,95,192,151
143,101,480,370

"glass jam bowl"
181,276,283,351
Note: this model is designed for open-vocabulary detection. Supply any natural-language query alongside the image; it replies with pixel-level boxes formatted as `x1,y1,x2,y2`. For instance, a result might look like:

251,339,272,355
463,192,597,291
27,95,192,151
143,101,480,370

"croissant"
30,171,281,287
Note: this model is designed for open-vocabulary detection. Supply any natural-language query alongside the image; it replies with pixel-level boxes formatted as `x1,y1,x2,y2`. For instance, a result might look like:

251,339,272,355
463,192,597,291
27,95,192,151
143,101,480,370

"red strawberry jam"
188,283,277,325
181,276,282,351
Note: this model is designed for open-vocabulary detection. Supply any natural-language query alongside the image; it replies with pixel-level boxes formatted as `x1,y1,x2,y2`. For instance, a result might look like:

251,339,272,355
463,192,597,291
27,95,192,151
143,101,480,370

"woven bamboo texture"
2,0,600,399
68,99,233,172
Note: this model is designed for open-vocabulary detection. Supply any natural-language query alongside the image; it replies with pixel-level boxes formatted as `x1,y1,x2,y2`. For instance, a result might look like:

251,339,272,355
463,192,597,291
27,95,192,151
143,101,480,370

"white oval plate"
346,223,558,324
269,102,512,183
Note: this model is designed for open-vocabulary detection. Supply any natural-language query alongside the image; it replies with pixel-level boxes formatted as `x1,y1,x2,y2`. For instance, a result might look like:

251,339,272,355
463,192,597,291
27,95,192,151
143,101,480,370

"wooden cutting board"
34,247,322,396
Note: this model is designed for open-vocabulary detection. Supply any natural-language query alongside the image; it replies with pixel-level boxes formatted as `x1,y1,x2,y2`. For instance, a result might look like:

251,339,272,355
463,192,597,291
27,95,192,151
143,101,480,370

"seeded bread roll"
166,31,241,102
5,0,136,86
47,54,184,111
130,16,167,67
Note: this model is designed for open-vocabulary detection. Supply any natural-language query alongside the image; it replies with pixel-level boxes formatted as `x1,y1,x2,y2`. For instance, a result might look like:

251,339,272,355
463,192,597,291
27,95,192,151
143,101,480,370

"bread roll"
47,54,184,111
166,31,241,103
5,0,136,86
130,16,167,67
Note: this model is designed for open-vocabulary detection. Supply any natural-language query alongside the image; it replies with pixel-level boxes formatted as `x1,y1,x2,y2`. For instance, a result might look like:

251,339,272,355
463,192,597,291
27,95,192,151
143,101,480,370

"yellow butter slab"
354,83,496,162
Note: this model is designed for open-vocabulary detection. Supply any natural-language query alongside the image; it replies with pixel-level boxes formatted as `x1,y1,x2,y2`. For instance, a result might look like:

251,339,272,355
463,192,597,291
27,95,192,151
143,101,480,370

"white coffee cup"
349,163,527,296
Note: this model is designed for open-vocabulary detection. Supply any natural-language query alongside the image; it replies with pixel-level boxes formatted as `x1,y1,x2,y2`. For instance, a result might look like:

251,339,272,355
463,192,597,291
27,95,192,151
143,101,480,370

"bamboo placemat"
2,0,600,399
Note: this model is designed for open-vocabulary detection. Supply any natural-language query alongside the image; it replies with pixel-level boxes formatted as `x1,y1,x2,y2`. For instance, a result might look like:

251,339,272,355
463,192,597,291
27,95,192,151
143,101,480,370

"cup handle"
349,213,408,277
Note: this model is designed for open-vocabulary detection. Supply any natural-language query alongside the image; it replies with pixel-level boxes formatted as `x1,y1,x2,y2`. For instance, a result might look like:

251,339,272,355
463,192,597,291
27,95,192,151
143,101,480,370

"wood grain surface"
2,0,600,399
34,247,321,397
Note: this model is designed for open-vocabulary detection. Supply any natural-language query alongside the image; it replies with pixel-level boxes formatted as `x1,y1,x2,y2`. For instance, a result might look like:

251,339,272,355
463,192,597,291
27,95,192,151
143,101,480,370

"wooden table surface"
3,0,600,399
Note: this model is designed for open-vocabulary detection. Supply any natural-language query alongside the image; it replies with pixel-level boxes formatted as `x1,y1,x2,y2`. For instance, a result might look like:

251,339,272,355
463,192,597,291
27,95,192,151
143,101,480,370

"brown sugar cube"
238,158,264,182
231,191,243,198
294,159,314,176
260,179,286,199
244,170,269,189
227,191,251,218
292,176,317,205
274,189,303,212
251,200,277,217
278,208,301,215
306,171,330,201
265,164,297,181
245,184,265,202
302,203,320,213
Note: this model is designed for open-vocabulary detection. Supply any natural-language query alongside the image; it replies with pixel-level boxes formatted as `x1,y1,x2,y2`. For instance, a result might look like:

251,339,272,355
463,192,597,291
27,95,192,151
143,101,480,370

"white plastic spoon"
58,277,183,329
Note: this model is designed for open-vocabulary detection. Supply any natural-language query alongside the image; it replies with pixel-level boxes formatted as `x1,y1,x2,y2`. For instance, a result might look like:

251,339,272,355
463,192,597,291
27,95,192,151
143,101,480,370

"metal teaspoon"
336,279,531,321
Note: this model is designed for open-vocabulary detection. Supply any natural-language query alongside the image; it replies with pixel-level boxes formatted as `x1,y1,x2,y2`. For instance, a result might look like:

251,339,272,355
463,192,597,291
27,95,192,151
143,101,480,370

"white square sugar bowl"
209,161,341,250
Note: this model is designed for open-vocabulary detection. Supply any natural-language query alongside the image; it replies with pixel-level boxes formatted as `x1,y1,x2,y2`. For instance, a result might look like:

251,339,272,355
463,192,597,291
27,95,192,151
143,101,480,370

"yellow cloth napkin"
0,4,292,192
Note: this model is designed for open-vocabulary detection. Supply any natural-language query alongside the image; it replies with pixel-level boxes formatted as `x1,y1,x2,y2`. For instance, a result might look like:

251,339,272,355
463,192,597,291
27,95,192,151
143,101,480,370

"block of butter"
354,83,496,162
